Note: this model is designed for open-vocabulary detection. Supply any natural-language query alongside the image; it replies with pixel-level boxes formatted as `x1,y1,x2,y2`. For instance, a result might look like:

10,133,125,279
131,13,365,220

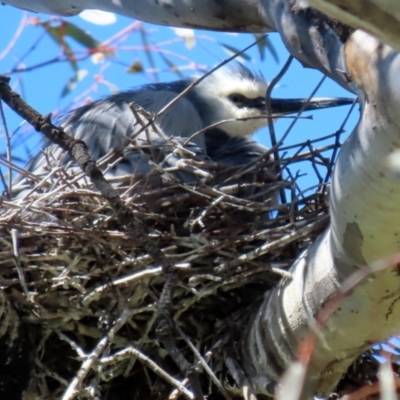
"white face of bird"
217,89,269,137
195,65,269,138
194,64,354,138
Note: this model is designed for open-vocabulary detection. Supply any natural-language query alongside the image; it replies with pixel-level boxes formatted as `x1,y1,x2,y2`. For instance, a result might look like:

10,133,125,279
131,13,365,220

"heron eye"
229,94,245,104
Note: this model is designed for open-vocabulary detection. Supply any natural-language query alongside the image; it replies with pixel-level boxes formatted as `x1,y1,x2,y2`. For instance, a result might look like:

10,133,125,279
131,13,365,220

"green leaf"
61,21,100,49
220,43,251,61
41,22,78,71
253,34,279,63
61,70,88,98
41,21,62,45
127,60,144,73
159,53,183,78
140,27,158,80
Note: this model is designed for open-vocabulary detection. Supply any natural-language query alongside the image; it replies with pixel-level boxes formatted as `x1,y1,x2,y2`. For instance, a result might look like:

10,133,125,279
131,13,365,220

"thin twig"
0,98,12,198
265,55,294,205
62,307,132,400
100,346,194,399
11,228,30,300
215,214,329,273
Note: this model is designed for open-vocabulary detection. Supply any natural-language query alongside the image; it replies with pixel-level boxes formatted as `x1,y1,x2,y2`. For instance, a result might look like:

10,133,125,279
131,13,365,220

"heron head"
192,63,354,138
194,63,268,137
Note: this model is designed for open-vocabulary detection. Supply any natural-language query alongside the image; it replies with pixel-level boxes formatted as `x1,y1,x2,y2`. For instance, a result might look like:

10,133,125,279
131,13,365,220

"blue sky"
0,5,359,194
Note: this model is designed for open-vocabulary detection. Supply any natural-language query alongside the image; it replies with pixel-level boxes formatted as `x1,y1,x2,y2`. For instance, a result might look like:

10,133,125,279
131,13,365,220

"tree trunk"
307,0,400,52
243,30,400,395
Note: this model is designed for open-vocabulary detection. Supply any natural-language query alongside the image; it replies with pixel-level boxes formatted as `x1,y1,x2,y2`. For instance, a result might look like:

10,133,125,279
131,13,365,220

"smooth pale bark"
243,30,400,395
307,0,400,52
6,0,400,52
0,0,273,32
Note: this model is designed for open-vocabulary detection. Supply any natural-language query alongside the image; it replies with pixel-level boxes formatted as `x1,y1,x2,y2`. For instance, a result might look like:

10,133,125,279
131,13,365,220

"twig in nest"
215,214,329,273
62,306,132,400
225,355,258,400
0,75,172,267
11,228,30,300
100,346,195,400
175,324,232,400
0,74,201,397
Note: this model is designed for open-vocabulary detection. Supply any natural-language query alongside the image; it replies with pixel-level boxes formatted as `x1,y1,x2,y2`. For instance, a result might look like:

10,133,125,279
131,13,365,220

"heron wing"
204,129,277,203
205,129,270,166
12,89,209,197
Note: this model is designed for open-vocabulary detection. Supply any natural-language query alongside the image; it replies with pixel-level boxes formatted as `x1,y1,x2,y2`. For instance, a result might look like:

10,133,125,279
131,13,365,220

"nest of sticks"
0,137,343,400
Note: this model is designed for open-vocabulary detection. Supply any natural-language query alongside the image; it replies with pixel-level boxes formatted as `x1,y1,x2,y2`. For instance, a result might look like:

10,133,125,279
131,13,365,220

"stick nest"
0,147,330,400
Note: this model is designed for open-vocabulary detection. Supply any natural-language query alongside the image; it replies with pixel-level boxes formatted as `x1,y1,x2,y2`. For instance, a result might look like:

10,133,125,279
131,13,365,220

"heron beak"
269,97,354,116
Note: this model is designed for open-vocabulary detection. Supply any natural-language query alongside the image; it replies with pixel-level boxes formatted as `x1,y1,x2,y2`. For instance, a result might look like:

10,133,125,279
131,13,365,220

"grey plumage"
13,63,353,199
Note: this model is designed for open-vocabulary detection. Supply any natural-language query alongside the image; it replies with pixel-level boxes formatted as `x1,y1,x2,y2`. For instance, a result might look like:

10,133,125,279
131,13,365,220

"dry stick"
225,356,259,400
0,168,8,199
280,131,338,151
277,75,330,213
215,214,329,273
0,75,204,399
323,97,359,185
100,347,194,400
11,228,30,300
175,324,232,400
0,100,12,198
305,140,324,185
278,75,327,146
61,306,132,400
6,55,89,75
279,140,334,204
265,55,294,205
